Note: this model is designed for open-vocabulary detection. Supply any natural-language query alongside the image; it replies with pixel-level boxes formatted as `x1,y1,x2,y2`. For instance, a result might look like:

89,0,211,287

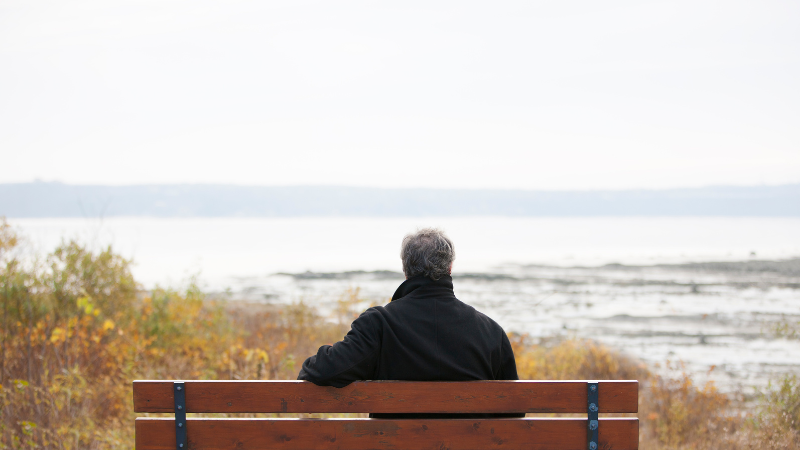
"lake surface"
10,216,800,287
8,216,800,392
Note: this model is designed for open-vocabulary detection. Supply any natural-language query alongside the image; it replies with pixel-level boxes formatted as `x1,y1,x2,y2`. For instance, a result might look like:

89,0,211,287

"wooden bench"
133,380,638,450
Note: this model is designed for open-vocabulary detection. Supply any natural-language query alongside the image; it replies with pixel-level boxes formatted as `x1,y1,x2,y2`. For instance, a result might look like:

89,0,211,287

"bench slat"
135,417,639,450
133,380,637,414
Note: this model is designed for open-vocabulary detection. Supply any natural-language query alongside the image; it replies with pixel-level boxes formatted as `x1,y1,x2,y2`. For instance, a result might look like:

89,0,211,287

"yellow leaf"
102,319,115,331
50,327,64,343
76,296,90,309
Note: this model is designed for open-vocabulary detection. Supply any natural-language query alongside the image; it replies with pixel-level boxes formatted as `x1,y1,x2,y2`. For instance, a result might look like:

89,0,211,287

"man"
297,228,521,417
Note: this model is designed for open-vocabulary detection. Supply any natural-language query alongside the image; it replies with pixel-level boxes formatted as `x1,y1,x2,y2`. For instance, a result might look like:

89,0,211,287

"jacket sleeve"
297,308,382,388
498,331,526,417
498,331,520,380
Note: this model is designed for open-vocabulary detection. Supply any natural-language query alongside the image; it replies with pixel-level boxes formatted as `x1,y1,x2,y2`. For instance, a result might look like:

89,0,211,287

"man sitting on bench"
298,228,522,418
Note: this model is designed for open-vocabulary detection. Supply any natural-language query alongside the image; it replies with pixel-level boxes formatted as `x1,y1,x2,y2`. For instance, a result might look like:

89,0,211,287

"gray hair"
400,228,455,280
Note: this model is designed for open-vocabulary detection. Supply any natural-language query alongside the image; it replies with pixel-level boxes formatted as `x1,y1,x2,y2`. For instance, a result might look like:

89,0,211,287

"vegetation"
773,317,800,340
0,218,797,449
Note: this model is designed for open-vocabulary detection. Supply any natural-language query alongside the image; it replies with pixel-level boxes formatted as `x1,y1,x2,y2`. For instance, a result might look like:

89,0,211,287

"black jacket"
297,275,522,418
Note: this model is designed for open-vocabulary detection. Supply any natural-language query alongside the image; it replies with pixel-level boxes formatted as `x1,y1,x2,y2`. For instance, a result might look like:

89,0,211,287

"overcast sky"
1,0,798,190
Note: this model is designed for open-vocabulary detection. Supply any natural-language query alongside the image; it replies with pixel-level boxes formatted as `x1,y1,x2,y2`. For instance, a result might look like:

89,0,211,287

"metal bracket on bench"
587,382,599,450
174,382,187,449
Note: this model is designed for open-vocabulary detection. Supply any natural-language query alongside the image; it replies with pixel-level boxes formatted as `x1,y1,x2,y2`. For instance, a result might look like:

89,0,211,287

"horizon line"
5,180,800,193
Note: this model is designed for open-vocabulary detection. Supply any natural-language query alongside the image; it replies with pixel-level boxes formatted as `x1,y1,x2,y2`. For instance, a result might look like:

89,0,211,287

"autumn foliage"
0,219,796,449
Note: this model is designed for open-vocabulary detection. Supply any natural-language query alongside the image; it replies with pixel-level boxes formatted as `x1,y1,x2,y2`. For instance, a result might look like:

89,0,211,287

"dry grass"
0,218,797,449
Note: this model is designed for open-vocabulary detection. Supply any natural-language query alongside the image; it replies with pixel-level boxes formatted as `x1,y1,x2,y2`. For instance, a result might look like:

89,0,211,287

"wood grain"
135,417,639,450
133,380,638,414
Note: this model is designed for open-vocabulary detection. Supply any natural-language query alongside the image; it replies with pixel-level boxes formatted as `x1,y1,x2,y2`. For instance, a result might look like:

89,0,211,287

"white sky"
1,0,798,190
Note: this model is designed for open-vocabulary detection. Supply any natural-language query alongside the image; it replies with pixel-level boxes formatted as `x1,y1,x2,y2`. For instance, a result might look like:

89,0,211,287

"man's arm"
297,308,382,388
498,331,526,417
498,331,520,380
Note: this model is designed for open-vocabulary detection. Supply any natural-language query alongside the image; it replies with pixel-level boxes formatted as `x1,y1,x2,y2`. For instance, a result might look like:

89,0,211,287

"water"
9,217,800,287
7,216,800,392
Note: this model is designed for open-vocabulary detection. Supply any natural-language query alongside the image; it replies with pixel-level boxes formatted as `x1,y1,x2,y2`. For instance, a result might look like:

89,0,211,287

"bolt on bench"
133,380,638,450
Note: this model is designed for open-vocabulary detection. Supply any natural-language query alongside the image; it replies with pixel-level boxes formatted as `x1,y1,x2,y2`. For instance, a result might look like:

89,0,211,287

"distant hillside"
1,182,799,217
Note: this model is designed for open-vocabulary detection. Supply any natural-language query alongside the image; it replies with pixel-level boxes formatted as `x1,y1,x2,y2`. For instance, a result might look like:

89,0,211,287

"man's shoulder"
465,302,505,331
350,305,389,329
356,305,388,319
379,293,505,331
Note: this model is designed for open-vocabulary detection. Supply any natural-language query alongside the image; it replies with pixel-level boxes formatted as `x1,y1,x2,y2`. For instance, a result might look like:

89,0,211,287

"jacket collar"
391,275,453,301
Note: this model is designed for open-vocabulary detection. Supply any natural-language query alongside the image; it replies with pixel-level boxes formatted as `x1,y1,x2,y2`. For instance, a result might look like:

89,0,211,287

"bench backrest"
133,380,639,450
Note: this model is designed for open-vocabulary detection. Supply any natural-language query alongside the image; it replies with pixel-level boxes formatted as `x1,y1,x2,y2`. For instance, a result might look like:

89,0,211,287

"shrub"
640,364,741,449
736,374,800,449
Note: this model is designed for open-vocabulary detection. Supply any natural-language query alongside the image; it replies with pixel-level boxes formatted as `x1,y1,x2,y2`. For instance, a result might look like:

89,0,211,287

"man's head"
400,228,455,280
